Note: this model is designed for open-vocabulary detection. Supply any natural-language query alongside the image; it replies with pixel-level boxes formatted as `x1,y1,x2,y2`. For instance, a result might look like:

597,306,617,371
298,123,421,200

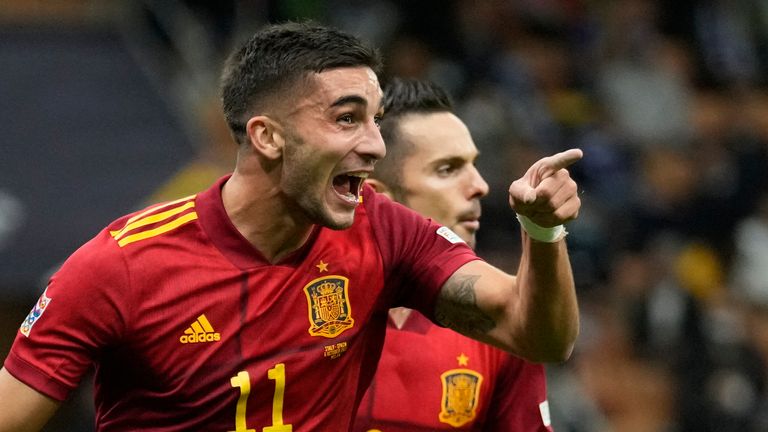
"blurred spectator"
732,193,768,305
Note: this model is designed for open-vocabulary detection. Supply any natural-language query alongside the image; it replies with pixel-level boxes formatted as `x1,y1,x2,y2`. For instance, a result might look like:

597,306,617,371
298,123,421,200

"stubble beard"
296,191,353,230
282,133,354,231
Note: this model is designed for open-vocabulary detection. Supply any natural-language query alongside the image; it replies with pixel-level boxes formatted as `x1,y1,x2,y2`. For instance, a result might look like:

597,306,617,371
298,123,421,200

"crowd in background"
3,1,768,431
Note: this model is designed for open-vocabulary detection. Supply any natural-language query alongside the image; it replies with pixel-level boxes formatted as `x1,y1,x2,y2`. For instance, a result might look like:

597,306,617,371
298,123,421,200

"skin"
0,368,59,432
368,111,489,327
222,66,386,262
384,112,489,249
437,148,582,358
369,111,581,360
0,66,582,431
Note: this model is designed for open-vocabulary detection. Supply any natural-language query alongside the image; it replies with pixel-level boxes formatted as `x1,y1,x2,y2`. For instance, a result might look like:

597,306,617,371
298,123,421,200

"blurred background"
1,1,768,431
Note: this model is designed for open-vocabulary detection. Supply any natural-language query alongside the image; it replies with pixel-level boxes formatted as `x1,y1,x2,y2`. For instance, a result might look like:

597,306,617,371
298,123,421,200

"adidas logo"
179,314,221,344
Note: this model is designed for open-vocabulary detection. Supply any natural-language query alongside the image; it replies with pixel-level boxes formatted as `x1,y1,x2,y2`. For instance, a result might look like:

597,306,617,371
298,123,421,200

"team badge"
438,369,483,427
20,288,52,337
304,275,354,338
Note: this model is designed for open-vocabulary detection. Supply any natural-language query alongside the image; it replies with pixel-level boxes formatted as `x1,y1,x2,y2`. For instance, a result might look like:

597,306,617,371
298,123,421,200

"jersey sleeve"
485,358,553,431
3,229,131,401
362,186,481,320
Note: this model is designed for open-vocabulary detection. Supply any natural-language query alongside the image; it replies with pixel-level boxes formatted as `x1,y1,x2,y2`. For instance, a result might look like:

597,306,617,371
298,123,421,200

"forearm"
512,233,579,362
434,249,578,362
0,367,60,432
439,147,582,360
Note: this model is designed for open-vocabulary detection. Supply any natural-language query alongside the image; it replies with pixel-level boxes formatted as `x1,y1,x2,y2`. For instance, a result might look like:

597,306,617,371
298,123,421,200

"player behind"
353,78,553,431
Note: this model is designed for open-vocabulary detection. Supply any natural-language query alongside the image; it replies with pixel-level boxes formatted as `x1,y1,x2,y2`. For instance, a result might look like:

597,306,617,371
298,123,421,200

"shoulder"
54,194,200,281
360,185,423,220
106,194,199,249
360,184,439,235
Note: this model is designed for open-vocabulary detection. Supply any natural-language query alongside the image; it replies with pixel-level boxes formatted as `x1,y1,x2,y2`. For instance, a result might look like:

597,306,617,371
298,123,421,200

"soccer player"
0,22,581,431
353,78,553,431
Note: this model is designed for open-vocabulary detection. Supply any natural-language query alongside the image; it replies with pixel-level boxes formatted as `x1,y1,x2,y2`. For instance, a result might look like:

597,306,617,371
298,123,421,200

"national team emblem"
20,288,52,337
304,275,354,338
438,369,483,427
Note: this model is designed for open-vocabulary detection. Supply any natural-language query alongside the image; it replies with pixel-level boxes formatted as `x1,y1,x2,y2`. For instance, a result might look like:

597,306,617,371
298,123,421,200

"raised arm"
435,149,582,362
0,367,60,432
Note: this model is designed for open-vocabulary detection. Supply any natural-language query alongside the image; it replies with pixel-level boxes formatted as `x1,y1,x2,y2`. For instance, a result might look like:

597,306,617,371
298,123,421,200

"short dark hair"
220,21,383,143
373,78,455,191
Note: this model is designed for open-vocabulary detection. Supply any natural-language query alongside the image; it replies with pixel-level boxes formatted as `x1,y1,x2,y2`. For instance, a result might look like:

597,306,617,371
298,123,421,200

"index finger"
543,148,583,170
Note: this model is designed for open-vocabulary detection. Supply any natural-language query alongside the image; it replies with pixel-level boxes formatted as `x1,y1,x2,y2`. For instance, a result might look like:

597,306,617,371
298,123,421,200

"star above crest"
316,260,329,272
457,353,469,366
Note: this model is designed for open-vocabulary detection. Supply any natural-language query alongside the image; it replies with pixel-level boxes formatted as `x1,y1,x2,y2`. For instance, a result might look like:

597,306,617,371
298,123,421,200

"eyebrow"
330,95,385,112
430,156,467,166
430,153,479,167
330,95,368,108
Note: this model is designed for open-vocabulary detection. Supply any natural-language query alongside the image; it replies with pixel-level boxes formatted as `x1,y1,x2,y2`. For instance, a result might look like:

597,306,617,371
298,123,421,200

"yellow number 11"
230,364,293,432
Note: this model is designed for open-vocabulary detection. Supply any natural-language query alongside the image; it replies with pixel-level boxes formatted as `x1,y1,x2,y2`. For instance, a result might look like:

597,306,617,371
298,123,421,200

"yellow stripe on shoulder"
111,200,195,241
110,194,196,237
116,211,198,247
110,195,198,247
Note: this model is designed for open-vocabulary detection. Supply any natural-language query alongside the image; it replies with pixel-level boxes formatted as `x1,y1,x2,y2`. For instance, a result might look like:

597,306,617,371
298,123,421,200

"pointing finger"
543,148,583,171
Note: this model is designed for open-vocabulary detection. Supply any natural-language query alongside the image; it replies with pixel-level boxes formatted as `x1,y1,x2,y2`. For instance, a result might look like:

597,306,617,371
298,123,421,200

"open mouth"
332,172,368,203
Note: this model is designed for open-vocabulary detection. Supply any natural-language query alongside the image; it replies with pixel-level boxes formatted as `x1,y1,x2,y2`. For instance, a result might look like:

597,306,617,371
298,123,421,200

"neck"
389,307,413,329
222,171,314,263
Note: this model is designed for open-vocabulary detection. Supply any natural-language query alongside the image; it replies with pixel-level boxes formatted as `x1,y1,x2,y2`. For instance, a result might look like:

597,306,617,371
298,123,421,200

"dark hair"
381,78,454,116
373,78,455,190
220,21,383,143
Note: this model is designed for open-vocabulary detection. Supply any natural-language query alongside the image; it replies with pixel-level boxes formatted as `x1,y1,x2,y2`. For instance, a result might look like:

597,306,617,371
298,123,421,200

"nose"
468,164,489,199
359,119,387,163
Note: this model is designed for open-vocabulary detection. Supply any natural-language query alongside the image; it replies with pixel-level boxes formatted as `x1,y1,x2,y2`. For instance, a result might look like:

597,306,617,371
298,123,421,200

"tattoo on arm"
434,274,495,337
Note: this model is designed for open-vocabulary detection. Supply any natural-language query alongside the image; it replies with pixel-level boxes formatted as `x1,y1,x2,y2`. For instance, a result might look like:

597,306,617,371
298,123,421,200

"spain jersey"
353,311,553,431
4,176,479,431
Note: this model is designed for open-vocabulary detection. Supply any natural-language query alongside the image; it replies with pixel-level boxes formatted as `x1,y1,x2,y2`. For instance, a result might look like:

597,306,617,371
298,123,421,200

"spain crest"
439,369,483,427
303,275,354,338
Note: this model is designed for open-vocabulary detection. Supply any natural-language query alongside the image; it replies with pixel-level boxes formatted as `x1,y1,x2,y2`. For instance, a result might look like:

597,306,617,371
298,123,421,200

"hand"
508,148,582,228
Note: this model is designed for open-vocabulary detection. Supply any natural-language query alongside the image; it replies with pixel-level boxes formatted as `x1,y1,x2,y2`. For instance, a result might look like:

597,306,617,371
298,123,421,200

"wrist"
516,214,567,243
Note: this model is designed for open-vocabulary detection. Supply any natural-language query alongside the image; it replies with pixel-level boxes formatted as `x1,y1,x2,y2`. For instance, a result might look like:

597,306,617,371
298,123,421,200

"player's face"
280,67,385,229
396,112,489,248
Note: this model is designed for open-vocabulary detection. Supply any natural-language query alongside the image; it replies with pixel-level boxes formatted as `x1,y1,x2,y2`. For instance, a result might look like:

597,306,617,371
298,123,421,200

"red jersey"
4,177,479,431
353,311,553,432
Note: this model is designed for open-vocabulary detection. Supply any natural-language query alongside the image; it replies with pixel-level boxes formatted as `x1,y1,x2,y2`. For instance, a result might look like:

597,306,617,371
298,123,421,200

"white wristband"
516,214,567,243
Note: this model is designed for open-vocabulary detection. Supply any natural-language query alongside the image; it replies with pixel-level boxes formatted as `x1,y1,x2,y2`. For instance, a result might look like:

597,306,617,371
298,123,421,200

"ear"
365,178,394,199
245,115,284,160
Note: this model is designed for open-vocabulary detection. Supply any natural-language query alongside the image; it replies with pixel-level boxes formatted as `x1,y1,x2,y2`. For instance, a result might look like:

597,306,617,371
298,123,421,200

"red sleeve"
3,228,131,401
361,185,481,321
485,358,554,431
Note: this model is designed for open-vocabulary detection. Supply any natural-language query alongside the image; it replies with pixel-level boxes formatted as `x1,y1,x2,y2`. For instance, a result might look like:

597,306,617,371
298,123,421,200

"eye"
374,114,383,128
337,113,354,124
436,164,458,177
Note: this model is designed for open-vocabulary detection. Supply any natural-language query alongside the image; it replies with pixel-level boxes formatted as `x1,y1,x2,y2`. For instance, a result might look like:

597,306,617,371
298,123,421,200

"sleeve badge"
20,288,52,337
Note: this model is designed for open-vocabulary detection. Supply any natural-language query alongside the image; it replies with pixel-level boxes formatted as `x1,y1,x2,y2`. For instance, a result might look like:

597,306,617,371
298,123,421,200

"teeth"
347,172,369,179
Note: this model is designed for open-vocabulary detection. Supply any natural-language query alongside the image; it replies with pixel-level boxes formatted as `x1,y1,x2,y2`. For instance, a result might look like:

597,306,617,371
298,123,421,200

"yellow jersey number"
229,364,293,432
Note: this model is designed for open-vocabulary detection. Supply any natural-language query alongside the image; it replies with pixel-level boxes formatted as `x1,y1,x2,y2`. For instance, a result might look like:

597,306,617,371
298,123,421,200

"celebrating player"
0,22,580,431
